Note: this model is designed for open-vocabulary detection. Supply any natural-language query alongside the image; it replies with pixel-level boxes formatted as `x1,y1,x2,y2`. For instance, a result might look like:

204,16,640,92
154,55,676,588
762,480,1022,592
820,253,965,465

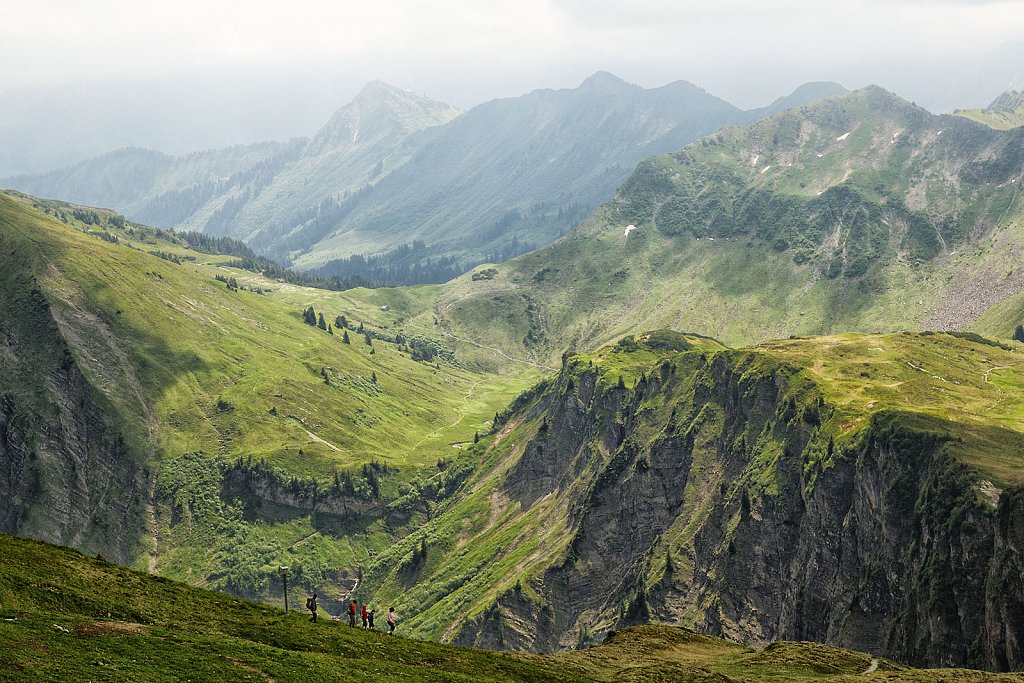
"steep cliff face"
219,459,388,519
0,283,149,564
437,336,1024,671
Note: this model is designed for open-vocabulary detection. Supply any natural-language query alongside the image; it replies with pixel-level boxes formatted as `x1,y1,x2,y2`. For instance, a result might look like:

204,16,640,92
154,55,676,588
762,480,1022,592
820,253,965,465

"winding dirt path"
406,379,484,458
984,365,1009,383
288,530,321,550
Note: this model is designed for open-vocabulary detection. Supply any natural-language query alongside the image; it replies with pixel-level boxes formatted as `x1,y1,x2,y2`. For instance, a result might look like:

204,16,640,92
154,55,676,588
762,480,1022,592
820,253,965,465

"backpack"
306,597,315,610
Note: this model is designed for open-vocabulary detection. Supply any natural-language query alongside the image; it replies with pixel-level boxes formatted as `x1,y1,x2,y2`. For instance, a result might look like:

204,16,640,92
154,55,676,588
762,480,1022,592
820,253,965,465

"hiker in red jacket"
348,598,357,627
360,603,369,629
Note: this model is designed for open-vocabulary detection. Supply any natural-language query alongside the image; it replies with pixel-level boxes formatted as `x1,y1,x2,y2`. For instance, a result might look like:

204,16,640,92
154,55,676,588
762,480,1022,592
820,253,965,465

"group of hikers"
305,593,397,634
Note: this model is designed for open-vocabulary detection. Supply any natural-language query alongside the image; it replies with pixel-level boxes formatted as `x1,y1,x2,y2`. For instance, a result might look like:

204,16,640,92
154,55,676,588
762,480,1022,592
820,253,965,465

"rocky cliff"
386,333,1024,671
0,282,149,565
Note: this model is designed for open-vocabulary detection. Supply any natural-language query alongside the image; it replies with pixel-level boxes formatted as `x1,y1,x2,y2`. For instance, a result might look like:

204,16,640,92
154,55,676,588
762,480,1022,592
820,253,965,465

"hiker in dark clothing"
387,607,397,635
367,609,375,630
360,603,369,629
348,598,357,627
306,594,318,622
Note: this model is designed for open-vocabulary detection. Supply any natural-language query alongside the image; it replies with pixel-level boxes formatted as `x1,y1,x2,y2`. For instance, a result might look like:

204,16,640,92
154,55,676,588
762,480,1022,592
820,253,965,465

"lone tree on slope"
1014,324,1024,343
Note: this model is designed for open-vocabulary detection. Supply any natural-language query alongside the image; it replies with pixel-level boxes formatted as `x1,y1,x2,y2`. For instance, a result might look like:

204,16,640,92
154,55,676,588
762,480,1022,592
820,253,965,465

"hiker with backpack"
367,608,376,630
387,607,397,635
361,602,369,629
306,594,318,622
348,597,357,627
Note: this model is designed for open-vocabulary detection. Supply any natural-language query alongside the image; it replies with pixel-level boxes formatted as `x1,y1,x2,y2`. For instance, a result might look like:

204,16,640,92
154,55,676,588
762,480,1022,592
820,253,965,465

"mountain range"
2,75,847,283
2,79,1024,677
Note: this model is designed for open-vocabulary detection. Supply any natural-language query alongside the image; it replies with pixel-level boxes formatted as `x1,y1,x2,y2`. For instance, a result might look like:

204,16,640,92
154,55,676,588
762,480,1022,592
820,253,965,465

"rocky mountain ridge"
2,75,846,282
958,90,1024,131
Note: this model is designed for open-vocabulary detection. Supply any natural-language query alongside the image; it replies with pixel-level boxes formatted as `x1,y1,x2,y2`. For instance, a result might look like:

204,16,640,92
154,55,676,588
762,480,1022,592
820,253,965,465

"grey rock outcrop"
0,286,149,564
453,350,1024,671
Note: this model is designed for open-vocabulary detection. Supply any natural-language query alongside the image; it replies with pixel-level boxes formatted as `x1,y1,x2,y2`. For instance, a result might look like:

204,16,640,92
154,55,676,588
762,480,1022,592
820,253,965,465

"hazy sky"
2,0,1023,174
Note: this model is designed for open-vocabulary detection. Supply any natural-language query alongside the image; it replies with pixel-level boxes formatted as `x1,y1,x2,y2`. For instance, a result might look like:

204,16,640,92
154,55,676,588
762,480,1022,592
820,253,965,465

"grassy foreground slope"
2,533,1020,682
380,86,1024,370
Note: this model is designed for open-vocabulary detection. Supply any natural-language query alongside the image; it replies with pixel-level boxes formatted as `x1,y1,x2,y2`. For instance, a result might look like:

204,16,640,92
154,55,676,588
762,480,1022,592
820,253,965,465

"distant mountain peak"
308,82,460,152
745,81,848,119
351,79,422,102
785,81,848,101
988,90,1024,113
579,71,635,91
844,84,927,115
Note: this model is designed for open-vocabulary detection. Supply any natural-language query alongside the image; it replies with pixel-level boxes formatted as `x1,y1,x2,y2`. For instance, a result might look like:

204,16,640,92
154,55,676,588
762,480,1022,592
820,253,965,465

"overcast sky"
2,0,1023,174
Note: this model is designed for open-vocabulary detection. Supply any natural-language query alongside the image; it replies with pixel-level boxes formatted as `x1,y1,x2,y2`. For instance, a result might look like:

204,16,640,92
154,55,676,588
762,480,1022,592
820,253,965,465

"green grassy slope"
382,86,1024,370
754,331,1024,484
0,191,534,599
2,533,1019,682
1,191,522,473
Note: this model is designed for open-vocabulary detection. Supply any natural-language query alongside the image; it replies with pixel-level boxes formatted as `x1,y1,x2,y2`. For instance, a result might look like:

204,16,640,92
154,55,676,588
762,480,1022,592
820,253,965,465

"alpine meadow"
2,3,1024,680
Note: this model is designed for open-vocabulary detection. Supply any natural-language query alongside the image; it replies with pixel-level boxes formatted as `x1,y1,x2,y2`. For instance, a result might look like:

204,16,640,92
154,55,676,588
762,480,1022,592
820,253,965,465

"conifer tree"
364,332,373,346
343,329,351,344
328,324,334,335
1015,324,1024,343
371,371,378,383
318,313,327,330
